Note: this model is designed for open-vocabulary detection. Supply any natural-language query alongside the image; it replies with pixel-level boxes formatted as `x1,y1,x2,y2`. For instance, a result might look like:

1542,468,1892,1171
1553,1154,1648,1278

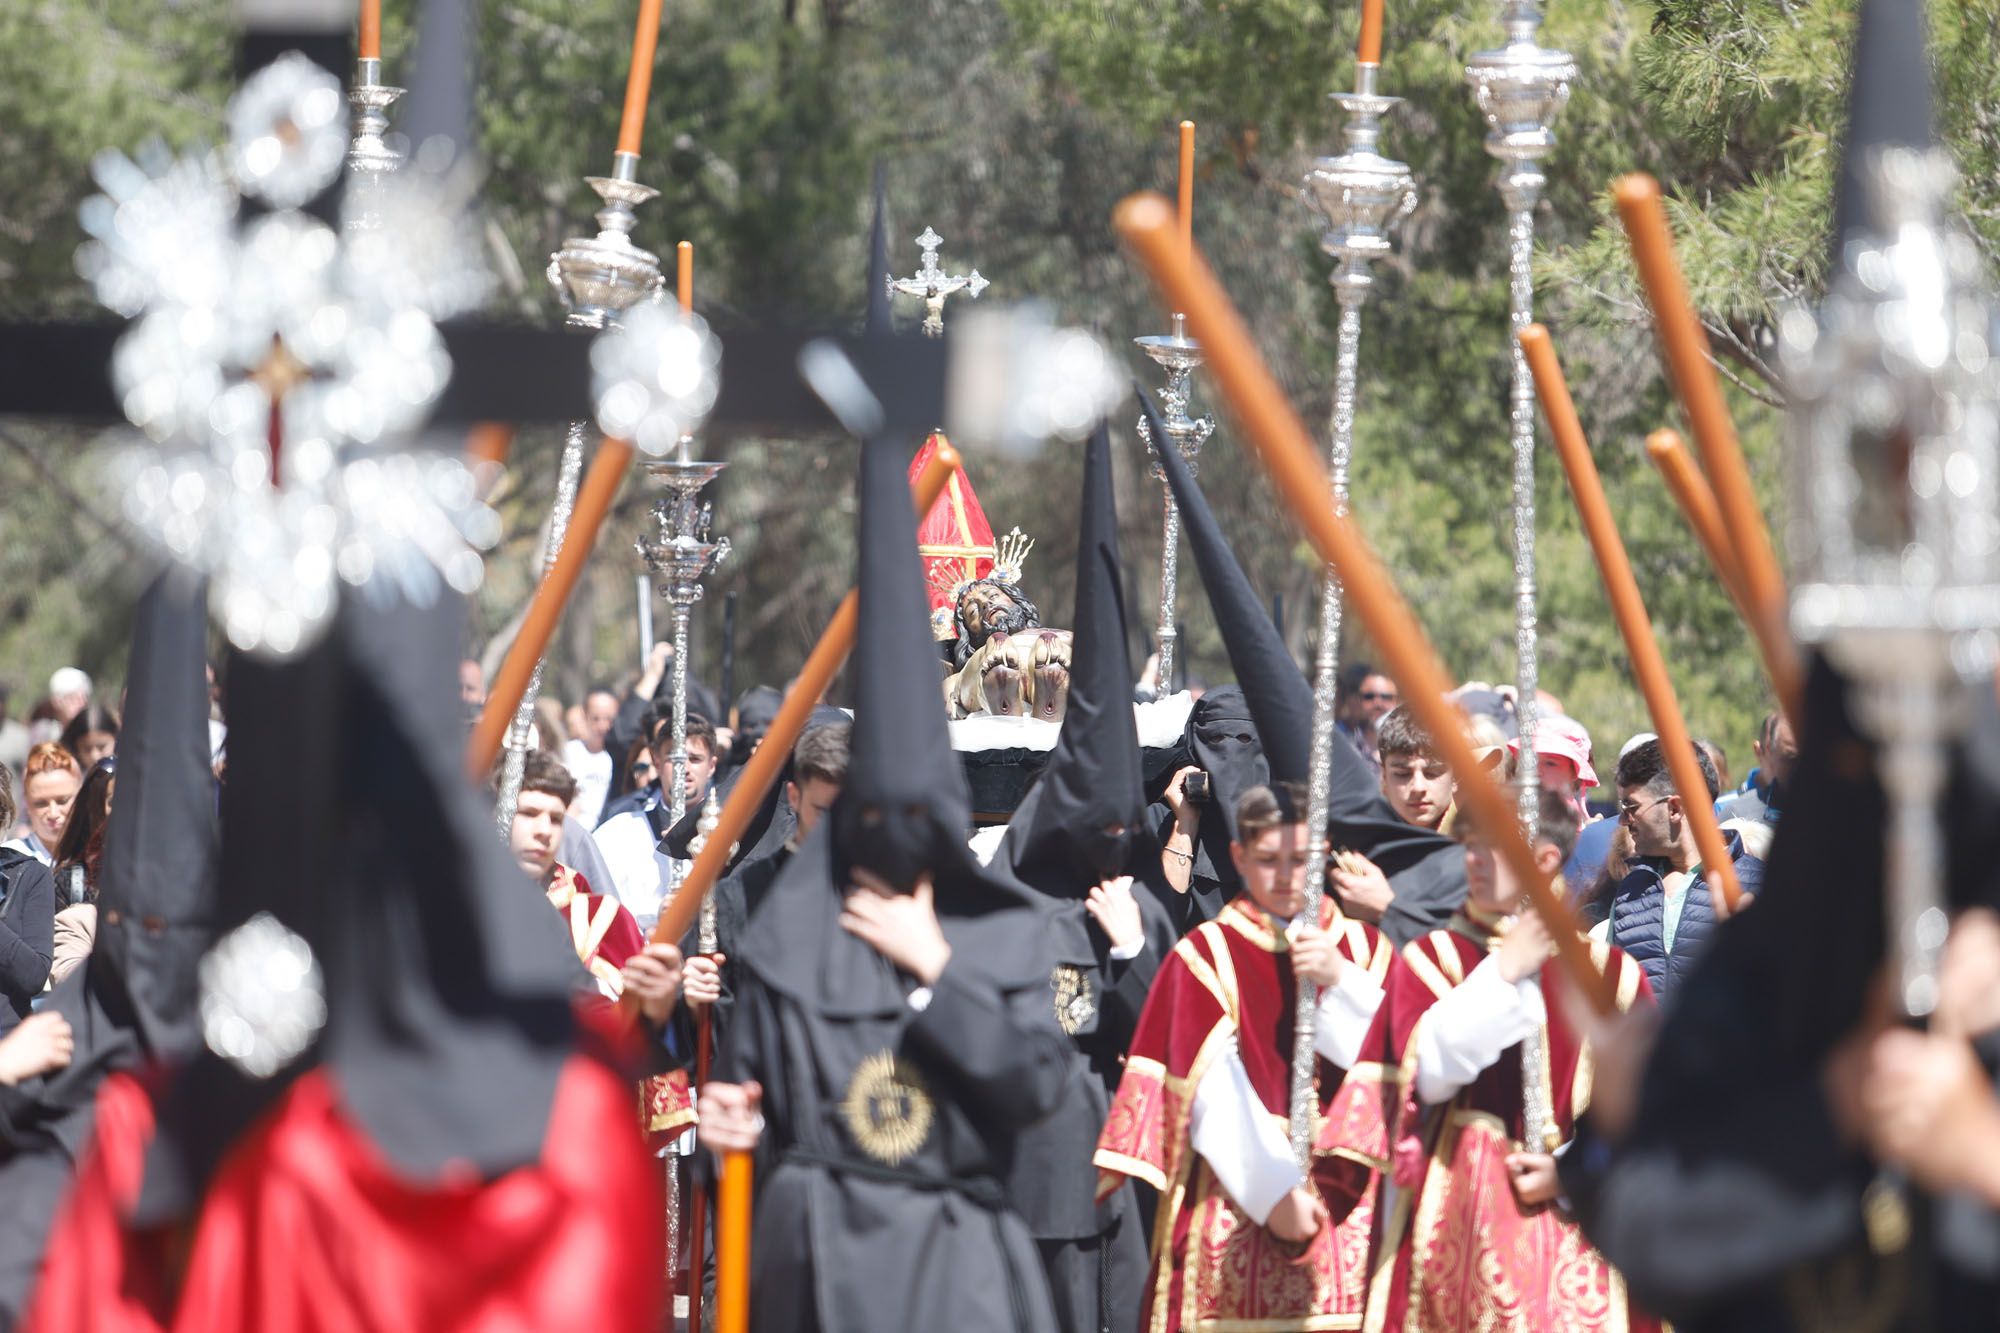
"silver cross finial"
888,226,987,336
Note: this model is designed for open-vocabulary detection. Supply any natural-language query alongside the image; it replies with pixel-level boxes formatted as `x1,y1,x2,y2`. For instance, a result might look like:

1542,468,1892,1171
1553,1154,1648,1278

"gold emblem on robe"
1050,964,1095,1035
840,1051,935,1165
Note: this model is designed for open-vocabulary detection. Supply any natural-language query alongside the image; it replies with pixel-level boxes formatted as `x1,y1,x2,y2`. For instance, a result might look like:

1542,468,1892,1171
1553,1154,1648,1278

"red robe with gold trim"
1094,896,1392,1333
25,1058,664,1333
544,866,694,1146
1321,918,1657,1333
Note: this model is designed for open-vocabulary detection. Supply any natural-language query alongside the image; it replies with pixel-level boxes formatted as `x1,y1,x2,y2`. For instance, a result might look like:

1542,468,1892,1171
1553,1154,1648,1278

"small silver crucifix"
887,226,988,337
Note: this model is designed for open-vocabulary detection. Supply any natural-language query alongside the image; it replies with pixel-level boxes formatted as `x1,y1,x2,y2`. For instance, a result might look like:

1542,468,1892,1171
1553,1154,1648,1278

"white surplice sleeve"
1313,966,1386,1070
1412,953,1545,1106
1188,1034,1303,1225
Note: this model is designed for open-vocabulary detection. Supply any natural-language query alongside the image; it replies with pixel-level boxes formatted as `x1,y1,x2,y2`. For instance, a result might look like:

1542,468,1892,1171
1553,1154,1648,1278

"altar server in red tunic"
1095,781,1392,1332
1323,786,1656,1333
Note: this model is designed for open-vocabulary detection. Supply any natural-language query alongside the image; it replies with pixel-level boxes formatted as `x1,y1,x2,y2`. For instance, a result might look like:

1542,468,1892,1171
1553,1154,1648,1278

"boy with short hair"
1096,781,1392,1330
1376,705,1454,832
1325,787,1656,1332
504,749,659,1007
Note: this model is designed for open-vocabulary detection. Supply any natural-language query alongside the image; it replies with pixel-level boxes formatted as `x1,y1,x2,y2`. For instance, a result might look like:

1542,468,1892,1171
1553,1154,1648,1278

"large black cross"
0,7,951,441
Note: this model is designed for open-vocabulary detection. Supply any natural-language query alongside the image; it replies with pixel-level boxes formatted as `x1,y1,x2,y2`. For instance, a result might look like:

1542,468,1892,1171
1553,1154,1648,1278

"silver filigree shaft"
1506,206,1541,839
494,422,587,837
693,788,723,956
1290,296,1362,1166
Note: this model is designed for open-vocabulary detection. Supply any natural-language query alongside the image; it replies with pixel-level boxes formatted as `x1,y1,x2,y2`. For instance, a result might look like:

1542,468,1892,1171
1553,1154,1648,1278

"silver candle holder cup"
548,153,668,330
1464,1,1578,212
346,57,405,182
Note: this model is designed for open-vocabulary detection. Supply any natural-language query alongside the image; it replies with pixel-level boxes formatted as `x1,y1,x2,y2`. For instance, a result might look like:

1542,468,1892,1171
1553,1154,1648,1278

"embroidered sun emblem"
840,1051,935,1165
1050,964,1096,1036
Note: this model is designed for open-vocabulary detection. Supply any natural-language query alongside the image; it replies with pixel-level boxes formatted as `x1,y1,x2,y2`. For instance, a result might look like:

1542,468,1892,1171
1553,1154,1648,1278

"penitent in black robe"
718,827,1071,1333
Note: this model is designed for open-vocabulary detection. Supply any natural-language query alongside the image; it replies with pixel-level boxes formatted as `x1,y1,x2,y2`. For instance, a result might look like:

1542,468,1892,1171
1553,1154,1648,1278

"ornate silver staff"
1467,0,1573,1166
636,438,730,887
1285,60,1416,1166
888,226,988,337
1135,323,1214,695
1137,124,1214,695
1786,156,1997,1019
491,149,664,837
1465,0,1575,845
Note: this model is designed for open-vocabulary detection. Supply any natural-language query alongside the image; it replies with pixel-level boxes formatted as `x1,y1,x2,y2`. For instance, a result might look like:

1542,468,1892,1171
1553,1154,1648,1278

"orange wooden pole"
464,422,515,469
1645,429,1804,722
1614,175,1800,730
1357,0,1384,67
677,242,694,313
684,1015,715,1333
714,1149,753,1333
616,0,666,158
644,444,963,949
1523,327,1741,910
1113,191,1612,1013
357,0,381,61
1177,122,1196,262
1645,430,1744,611
466,438,635,779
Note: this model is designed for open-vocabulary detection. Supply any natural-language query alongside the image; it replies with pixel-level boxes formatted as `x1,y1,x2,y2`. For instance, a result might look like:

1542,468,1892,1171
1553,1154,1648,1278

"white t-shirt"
560,739,615,830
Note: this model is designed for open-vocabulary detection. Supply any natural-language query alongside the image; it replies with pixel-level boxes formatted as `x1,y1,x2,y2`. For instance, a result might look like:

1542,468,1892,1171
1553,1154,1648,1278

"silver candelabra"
1466,0,1574,1161
1135,317,1215,695
888,226,988,337
1283,60,1417,1169
494,153,666,838
637,444,731,884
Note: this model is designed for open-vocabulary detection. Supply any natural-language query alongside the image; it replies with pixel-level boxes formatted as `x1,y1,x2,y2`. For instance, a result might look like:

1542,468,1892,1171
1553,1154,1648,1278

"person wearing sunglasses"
1594,738,1763,1003
1334,661,1400,781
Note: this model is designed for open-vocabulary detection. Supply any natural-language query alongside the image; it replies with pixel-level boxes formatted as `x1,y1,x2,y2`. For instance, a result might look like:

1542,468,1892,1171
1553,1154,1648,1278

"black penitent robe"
1560,658,2000,1331
719,830,1070,1333
675,843,792,1062
981,882,1159,1333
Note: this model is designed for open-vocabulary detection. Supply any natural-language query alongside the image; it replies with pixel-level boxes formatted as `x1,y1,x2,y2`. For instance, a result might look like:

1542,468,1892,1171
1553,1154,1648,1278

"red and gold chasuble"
1095,896,1392,1332
1320,918,1656,1333
545,866,694,1145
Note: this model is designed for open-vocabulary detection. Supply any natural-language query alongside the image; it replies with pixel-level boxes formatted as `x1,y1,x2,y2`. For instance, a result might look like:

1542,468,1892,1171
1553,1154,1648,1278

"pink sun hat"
1506,714,1599,789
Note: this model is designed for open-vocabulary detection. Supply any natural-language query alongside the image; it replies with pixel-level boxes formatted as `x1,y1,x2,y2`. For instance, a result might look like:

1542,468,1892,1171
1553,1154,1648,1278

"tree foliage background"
3,0,1996,767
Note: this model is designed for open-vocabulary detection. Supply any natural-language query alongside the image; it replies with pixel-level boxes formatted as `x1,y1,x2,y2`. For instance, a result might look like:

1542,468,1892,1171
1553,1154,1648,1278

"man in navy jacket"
1598,737,1763,1003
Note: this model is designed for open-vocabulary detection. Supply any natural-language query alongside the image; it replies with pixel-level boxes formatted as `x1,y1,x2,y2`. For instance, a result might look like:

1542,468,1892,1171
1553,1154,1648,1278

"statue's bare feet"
1030,631,1071,722
983,633,1025,716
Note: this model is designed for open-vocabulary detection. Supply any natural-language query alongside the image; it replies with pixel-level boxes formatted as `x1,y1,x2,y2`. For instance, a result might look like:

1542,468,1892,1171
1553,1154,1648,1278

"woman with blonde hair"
4,742,80,867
